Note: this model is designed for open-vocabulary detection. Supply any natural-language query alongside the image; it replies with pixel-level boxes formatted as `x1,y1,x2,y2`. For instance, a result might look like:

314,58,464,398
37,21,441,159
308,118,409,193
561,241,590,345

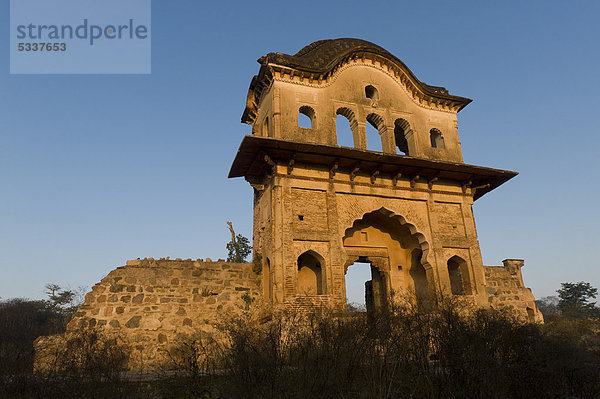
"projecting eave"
228,136,517,201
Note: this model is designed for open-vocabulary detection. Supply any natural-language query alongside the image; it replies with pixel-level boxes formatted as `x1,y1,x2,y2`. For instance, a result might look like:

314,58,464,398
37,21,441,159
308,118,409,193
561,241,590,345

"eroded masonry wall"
40,258,260,369
484,259,543,322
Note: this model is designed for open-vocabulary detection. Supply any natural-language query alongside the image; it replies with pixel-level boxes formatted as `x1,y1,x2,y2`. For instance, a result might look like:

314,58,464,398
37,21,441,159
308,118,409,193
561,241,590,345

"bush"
214,298,600,399
2,296,600,398
0,299,66,377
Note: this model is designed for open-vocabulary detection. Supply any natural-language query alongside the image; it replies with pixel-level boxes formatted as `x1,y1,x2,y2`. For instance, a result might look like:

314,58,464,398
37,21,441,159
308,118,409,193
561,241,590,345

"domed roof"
242,38,471,123
262,39,393,73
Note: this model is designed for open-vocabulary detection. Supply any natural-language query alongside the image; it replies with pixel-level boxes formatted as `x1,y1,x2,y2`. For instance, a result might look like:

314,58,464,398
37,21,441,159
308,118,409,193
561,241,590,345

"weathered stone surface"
484,260,541,322
132,294,144,304
41,259,261,369
125,316,142,328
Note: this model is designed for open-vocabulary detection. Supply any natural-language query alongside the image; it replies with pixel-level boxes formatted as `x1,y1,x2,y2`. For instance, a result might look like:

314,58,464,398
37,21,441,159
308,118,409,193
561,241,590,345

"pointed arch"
365,85,379,100
394,118,411,155
343,207,431,269
298,105,316,129
447,255,472,295
297,250,325,295
366,113,386,152
336,107,358,148
430,128,445,148
342,207,432,311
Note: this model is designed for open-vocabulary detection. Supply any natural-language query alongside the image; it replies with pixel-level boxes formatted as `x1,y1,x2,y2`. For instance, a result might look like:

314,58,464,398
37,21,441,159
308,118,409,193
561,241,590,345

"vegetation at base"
1,283,600,398
0,284,82,379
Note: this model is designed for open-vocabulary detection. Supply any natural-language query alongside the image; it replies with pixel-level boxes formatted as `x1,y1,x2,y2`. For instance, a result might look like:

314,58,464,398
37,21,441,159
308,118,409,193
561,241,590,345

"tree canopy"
557,281,598,318
226,233,252,263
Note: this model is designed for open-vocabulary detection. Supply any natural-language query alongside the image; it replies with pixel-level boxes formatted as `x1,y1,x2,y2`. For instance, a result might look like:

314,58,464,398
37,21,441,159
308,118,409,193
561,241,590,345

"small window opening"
262,116,270,137
298,106,315,129
430,129,445,149
365,85,379,100
298,215,304,221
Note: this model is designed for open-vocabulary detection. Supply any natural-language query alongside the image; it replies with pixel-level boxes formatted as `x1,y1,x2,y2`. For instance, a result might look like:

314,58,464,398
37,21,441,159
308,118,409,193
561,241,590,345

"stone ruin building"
230,38,541,319
39,38,542,369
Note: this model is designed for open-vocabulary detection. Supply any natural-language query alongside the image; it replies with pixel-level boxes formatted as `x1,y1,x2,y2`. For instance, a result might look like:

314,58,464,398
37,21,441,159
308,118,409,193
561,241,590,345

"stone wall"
36,258,260,370
35,256,543,371
484,259,543,322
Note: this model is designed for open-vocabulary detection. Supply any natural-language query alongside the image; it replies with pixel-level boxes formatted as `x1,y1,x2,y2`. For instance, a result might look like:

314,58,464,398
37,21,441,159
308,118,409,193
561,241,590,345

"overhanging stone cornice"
228,136,517,201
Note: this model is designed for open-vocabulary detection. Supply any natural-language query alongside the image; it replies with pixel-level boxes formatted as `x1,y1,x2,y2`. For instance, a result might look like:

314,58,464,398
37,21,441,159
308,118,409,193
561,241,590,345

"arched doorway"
342,208,431,312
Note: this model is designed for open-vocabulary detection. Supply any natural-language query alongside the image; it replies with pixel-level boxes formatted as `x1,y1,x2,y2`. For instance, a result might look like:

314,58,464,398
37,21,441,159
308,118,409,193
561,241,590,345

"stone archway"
342,208,433,310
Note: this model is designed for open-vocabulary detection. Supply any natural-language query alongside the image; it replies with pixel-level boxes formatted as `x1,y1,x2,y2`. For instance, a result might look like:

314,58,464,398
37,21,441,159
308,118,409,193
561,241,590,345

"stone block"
125,316,142,328
132,294,144,304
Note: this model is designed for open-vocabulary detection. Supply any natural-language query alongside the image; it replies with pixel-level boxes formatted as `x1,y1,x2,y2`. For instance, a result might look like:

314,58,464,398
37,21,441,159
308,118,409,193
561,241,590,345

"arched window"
366,113,385,152
447,256,471,295
430,128,445,148
297,251,324,295
298,106,315,129
365,85,379,100
394,119,411,155
336,107,357,148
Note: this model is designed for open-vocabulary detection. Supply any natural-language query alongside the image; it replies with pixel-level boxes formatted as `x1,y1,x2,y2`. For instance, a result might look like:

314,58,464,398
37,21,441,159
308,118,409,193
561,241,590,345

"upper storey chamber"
242,38,472,163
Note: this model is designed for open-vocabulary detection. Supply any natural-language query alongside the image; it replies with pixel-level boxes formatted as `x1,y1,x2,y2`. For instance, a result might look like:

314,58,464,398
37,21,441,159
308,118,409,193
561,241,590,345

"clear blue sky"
1,0,598,301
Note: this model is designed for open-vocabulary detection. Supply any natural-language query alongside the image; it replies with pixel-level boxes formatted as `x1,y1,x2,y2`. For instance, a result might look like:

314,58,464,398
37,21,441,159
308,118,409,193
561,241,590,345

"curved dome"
243,38,471,124
262,39,394,74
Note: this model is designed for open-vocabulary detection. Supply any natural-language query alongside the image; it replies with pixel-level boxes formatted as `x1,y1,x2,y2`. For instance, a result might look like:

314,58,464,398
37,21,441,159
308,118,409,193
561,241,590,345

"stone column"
356,122,367,150
381,124,396,154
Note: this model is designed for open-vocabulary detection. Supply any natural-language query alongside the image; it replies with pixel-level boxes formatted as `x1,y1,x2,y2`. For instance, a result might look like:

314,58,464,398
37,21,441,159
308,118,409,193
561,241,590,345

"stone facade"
230,38,543,322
